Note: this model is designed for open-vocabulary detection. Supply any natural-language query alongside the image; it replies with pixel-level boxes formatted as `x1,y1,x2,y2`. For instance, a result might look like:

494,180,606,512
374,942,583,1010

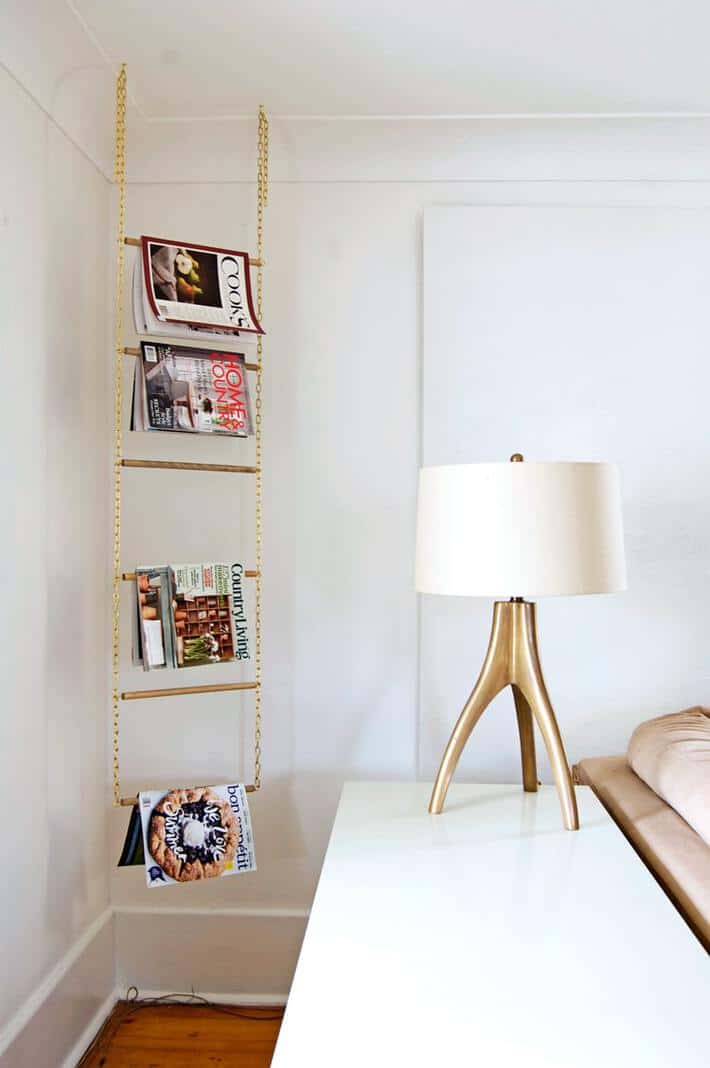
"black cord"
77,989,283,1064
123,985,284,1022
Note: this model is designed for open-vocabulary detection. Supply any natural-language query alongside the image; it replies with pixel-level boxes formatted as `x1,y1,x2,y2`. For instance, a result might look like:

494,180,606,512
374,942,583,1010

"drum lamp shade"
415,461,626,599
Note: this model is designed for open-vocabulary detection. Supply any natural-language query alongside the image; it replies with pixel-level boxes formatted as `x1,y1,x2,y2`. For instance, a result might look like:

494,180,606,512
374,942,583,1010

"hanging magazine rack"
110,65,268,808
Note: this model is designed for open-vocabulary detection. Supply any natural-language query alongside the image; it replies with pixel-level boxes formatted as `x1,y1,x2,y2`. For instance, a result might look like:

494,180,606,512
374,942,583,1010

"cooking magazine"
138,235,264,336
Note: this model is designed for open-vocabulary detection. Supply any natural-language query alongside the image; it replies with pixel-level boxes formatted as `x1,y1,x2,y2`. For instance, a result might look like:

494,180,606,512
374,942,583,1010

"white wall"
421,204,710,785
110,113,710,994
0,10,115,1064
5,0,710,1023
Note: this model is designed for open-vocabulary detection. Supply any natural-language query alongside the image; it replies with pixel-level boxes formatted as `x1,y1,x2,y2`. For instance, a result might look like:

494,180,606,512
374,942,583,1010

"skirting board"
1,905,307,1067
0,910,116,1068
116,988,287,1007
0,905,305,1063
113,907,308,1001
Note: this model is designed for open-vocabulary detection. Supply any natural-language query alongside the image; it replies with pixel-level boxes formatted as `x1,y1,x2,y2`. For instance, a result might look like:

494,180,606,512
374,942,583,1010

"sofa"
573,706,710,953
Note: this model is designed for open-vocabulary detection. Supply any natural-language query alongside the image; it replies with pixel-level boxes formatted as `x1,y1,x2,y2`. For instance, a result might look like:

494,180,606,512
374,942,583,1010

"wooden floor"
79,1002,284,1068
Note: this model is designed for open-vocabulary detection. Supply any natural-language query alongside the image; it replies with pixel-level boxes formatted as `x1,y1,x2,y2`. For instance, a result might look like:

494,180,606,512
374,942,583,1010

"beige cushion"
576,755,710,950
627,706,710,846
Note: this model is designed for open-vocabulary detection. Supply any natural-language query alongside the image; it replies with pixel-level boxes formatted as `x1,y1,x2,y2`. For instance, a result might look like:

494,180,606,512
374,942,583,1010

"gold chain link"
112,64,127,806
253,105,268,790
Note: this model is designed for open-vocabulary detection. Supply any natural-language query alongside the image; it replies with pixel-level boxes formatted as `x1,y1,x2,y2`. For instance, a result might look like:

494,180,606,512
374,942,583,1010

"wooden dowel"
123,346,260,373
121,459,258,474
119,783,256,807
121,681,259,701
124,236,263,267
122,570,258,581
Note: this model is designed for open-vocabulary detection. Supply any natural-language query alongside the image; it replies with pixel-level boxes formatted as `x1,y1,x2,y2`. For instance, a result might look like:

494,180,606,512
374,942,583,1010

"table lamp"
416,455,626,830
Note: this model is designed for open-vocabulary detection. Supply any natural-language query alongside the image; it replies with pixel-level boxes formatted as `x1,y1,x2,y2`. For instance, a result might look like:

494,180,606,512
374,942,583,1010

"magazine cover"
171,563,235,667
132,258,254,344
132,342,253,436
138,783,256,888
135,567,175,670
132,562,251,669
141,236,264,335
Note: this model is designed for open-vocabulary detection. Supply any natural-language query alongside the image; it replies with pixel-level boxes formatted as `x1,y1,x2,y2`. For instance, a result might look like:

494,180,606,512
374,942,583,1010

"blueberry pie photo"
138,783,256,887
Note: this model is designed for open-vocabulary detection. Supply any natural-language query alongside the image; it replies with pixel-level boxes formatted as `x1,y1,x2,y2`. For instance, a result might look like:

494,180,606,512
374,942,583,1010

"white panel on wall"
421,205,710,783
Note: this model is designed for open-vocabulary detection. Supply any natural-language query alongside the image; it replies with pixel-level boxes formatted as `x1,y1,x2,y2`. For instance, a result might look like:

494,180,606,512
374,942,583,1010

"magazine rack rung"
121,459,258,474
121,681,259,701
123,346,260,373
124,235,263,268
119,784,256,807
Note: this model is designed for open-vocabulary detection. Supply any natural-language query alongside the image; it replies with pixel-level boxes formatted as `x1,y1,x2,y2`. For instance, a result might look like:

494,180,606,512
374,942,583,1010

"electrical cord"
124,985,284,1021
78,988,283,1064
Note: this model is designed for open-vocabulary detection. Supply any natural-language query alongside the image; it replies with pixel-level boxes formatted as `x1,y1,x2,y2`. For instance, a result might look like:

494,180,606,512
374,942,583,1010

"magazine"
133,562,251,670
131,342,253,436
138,783,256,887
135,567,175,670
133,235,264,339
117,804,144,867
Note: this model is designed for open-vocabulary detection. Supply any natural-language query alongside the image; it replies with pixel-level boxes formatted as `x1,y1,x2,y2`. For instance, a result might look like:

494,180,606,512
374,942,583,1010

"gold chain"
112,64,127,806
253,105,268,790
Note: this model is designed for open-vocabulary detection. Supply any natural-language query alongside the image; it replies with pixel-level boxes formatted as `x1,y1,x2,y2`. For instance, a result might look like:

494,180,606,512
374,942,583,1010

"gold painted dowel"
119,783,256,806
122,570,259,581
124,236,262,267
121,459,258,474
123,346,260,372
121,681,259,701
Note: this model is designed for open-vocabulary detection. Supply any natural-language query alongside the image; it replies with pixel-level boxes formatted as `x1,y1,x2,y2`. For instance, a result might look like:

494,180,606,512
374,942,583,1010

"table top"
272,782,709,1068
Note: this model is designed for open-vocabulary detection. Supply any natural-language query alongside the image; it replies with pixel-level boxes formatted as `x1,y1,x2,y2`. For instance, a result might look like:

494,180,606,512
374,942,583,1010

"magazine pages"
138,236,264,337
138,783,256,887
131,342,253,436
133,562,251,671
135,567,175,670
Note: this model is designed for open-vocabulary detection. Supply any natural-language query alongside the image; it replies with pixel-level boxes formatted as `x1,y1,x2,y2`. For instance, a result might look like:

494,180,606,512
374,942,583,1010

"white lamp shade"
416,462,626,598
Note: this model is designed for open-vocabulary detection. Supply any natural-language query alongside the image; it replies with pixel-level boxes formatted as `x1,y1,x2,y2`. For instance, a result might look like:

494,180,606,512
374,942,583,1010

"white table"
272,783,709,1068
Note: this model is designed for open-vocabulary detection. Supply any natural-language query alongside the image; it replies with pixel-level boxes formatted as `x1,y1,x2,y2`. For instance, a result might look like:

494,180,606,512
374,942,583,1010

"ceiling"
71,0,710,119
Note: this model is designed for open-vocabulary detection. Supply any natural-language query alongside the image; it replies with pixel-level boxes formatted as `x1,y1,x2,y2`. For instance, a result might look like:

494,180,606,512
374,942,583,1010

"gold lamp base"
429,600,579,830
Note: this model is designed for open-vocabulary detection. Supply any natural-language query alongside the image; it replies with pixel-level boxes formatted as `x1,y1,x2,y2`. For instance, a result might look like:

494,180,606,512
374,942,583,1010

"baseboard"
113,906,307,1002
60,987,119,1068
115,988,288,1006
0,909,115,1068
0,905,304,1066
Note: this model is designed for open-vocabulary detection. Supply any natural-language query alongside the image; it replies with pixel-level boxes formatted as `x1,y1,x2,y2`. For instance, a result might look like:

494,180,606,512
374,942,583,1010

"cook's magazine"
133,235,264,338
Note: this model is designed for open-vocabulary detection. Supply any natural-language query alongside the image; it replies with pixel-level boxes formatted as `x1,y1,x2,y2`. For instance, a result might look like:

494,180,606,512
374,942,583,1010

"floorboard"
78,1002,284,1068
